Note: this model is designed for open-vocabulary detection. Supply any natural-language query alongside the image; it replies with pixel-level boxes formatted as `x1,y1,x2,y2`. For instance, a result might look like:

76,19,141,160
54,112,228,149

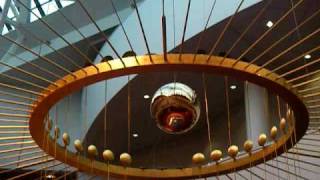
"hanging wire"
130,0,153,63
290,0,308,75
232,0,304,67
245,7,320,71
172,0,176,48
161,0,168,61
262,89,270,180
277,53,320,80
207,0,245,63
109,0,139,65
202,73,212,150
193,0,216,63
0,61,60,87
287,104,298,180
0,48,66,81
178,0,191,61
254,27,320,74
104,80,108,148
291,110,302,176
224,76,232,146
245,81,253,180
0,33,77,80
226,0,274,66
15,0,99,71
277,97,291,180
127,75,131,153
267,45,320,78
76,0,123,69
16,22,87,74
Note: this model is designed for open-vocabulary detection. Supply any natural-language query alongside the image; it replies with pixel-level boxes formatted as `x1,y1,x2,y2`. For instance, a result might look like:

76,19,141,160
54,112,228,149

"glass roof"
0,0,75,35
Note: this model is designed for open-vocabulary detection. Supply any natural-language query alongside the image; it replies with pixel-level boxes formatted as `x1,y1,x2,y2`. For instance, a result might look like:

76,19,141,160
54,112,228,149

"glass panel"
7,8,14,18
30,8,42,22
60,0,74,7
2,25,9,35
41,1,58,15
0,0,6,8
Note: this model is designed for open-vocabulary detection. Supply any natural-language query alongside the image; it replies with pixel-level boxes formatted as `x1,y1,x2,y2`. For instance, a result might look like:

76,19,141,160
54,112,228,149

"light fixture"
266,20,273,28
230,85,237,90
133,133,139,138
143,94,150,99
304,54,311,59
46,174,56,179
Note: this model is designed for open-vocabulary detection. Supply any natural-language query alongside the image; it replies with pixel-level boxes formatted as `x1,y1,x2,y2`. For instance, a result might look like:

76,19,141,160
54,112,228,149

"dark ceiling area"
172,0,320,81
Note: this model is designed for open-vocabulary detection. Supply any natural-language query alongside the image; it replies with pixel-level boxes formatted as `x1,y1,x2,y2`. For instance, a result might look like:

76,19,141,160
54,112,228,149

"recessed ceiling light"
230,85,237,90
266,21,273,28
46,175,56,179
143,94,150,99
304,54,311,59
133,133,139,138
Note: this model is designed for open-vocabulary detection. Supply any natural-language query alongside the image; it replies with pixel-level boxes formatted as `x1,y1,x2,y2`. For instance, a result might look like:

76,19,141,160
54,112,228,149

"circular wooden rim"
29,54,309,179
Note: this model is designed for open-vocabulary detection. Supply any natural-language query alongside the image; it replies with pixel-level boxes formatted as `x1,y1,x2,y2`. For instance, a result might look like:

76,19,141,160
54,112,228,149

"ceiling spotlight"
266,21,273,28
230,85,237,90
132,133,139,138
143,94,150,99
304,54,311,59
46,174,56,179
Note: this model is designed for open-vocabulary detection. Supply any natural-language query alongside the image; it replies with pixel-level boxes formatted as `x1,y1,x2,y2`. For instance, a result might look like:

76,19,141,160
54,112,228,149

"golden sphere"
103,150,114,161
258,134,267,146
210,150,222,162
88,145,98,158
192,153,205,164
270,126,278,140
227,145,239,159
74,139,83,152
54,126,60,139
120,153,132,166
62,133,70,146
243,140,253,153
280,118,286,132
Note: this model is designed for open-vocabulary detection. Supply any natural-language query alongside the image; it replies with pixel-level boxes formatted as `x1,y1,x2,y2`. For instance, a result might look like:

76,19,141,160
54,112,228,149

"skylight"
1,0,75,35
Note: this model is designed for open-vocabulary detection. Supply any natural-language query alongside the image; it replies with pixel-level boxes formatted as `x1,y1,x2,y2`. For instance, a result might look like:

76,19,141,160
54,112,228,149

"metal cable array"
0,0,319,179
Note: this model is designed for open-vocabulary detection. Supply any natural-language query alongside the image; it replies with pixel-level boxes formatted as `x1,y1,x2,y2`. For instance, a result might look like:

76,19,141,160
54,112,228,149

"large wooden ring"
29,54,308,179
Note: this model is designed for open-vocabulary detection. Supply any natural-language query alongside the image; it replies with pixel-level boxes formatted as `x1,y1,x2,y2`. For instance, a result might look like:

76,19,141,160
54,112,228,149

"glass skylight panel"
29,0,75,22
0,0,5,8
30,8,42,22
41,1,58,15
7,8,14,18
60,0,74,7
2,25,9,35
31,0,50,9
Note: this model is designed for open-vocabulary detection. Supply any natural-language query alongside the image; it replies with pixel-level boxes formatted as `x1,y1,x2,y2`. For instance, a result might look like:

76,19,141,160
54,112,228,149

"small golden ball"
103,150,114,161
280,118,286,132
192,153,205,164
54,126,60,139
120,153,132,166
228,145,239,159
270,126,278,140
88,145,98,158
258,134,267,146
74,139,83,152
210,150,222,162
62,133,70,146
286,109,291,117
243,140,253,153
